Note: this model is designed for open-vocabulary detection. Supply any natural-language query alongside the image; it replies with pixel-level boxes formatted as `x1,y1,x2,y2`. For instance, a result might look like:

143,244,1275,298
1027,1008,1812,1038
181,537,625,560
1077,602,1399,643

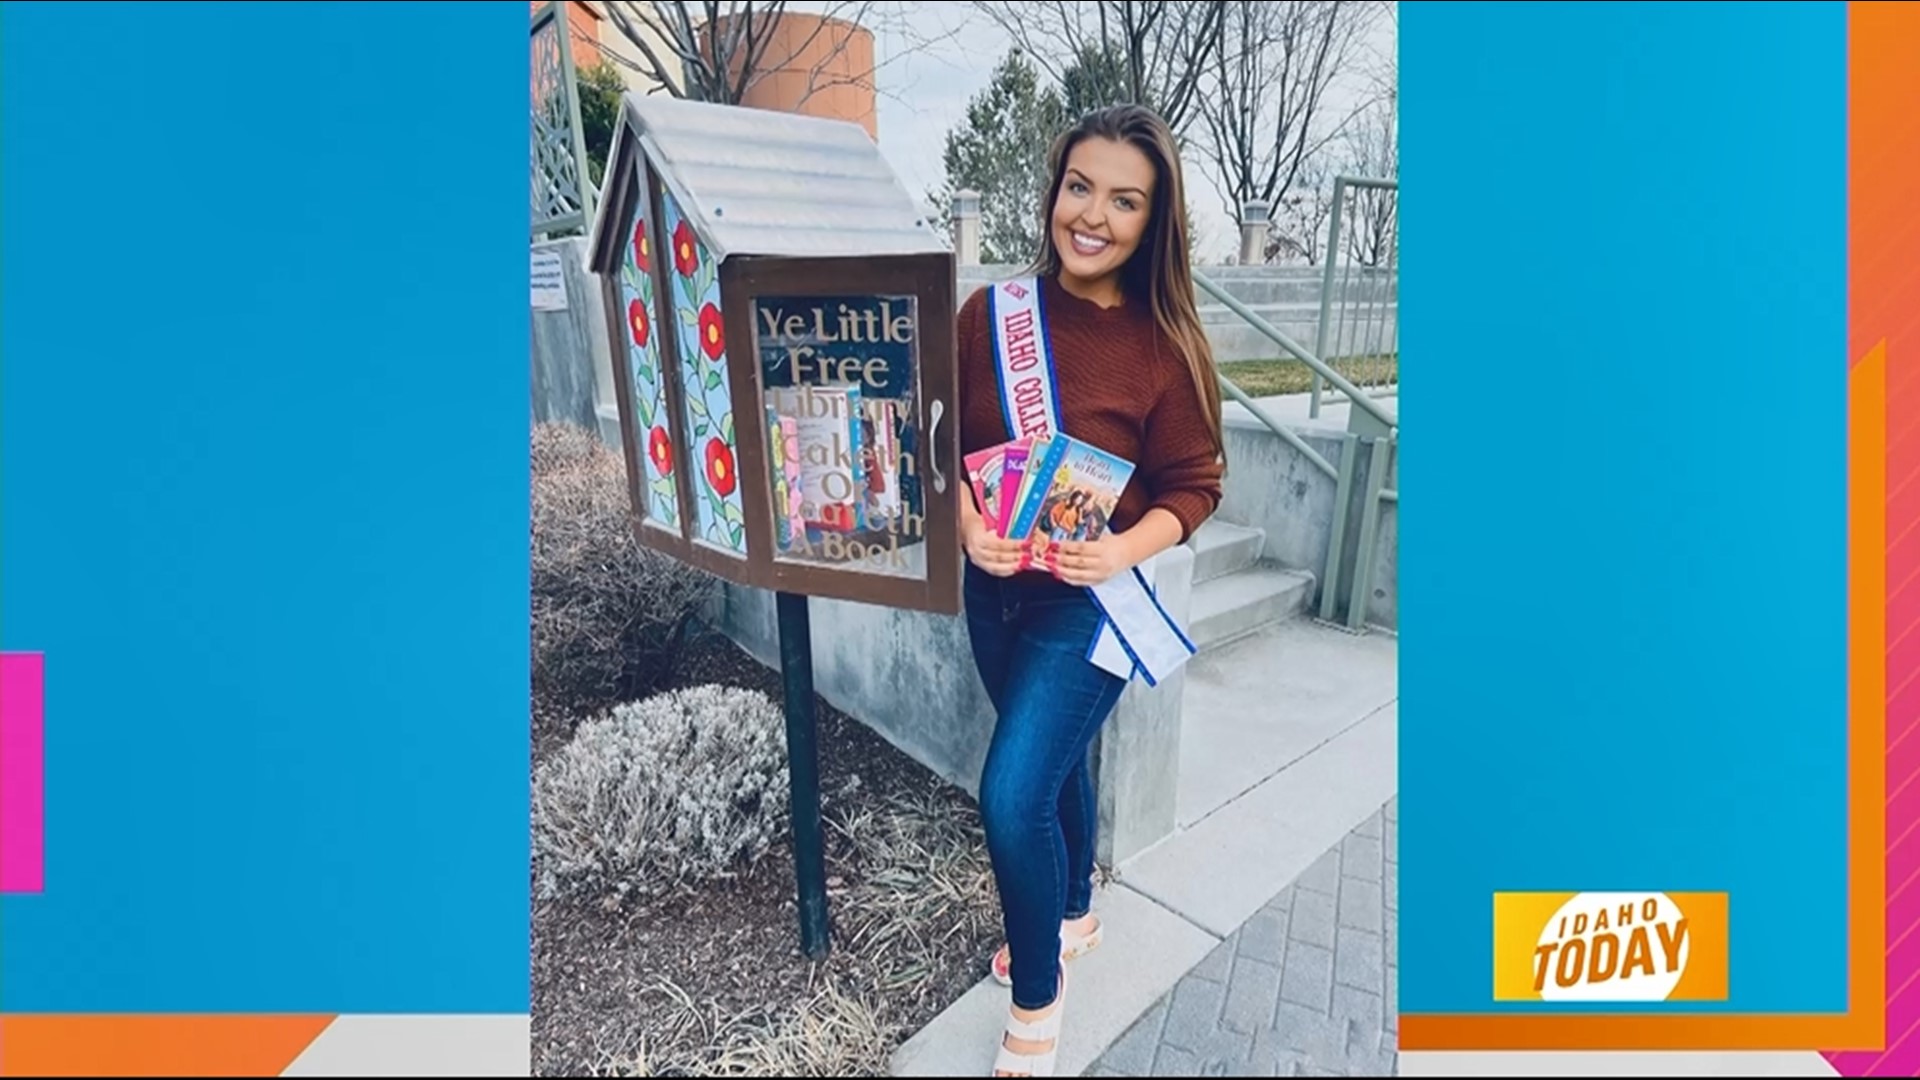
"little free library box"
586,94,961,615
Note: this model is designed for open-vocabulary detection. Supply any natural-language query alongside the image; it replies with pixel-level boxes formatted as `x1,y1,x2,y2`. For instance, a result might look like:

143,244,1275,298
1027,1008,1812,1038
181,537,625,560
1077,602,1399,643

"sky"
827,1,1399,261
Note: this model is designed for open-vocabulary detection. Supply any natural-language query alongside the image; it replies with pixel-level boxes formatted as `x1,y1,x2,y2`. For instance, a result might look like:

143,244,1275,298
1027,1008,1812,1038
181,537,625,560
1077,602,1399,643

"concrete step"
1189,519,1266,584
1189,563,1314,651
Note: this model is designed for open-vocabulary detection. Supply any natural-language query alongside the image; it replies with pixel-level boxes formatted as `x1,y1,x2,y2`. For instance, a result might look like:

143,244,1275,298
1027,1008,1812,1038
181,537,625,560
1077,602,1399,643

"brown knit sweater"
957,273,1224,550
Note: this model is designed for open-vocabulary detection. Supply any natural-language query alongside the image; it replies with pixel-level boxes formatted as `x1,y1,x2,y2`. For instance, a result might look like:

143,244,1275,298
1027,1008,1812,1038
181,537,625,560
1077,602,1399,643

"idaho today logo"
1491,891,1729,1002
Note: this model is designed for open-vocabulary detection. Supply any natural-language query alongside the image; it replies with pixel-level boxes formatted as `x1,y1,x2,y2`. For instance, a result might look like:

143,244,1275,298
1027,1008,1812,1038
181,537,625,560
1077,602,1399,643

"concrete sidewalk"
1090,800,1398,1077
890,696,1399,1078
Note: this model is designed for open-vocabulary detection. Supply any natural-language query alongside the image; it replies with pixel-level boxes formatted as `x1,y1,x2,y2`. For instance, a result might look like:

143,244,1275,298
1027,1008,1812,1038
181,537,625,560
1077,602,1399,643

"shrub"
532,684,792,901
531,422,718,714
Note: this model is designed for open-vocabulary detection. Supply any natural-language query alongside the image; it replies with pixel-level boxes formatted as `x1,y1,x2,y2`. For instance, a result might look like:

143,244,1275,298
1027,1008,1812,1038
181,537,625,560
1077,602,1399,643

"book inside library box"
584,94,961,616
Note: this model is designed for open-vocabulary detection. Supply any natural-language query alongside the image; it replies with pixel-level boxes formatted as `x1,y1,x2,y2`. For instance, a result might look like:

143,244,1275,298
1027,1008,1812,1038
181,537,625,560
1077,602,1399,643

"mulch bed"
531,628,1003,1077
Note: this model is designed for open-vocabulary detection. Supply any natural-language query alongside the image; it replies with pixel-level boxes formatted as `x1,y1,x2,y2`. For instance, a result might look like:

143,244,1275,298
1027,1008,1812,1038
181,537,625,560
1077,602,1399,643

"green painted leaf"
720,412,734,442
723,500,743,526
705,369,723,392
686,394,709,419
679,304,699,327
728,522,744,549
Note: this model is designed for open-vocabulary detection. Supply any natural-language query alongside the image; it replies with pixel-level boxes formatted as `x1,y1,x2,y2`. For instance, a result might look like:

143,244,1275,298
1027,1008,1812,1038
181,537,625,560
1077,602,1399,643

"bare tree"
1197,0,1383,229
969,1,1226,136
598,1,958,112
1267,156,1336,265
1339,85,1397,268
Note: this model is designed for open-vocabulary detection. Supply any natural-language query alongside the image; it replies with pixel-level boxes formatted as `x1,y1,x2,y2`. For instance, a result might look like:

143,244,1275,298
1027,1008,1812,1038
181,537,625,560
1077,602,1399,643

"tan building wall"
703,11,879,140
587,2,683,94
532,1,681,94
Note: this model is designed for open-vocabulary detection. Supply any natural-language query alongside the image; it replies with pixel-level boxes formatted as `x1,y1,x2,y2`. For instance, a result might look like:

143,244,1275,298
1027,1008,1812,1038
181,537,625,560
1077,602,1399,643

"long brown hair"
1028,104,1225,461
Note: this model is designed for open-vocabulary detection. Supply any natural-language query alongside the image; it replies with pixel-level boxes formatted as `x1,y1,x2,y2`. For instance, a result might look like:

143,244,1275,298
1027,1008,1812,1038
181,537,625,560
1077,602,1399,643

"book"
1005,435,1136,571
964,443,1010,525
765,408,808,550
861,398,903,527
995,437,1037,539
768,383,867,534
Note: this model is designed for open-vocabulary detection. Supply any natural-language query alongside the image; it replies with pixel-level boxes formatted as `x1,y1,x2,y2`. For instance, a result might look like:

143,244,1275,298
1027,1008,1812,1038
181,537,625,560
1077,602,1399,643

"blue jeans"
965,563,1128,1010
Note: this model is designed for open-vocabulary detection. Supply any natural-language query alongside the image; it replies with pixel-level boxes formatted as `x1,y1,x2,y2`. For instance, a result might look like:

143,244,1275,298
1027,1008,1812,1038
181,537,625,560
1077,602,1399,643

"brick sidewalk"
1090,798,1398,1077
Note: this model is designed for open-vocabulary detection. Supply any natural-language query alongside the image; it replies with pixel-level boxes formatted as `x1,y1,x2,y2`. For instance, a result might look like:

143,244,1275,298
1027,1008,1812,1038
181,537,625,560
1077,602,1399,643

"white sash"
986,277,1198,687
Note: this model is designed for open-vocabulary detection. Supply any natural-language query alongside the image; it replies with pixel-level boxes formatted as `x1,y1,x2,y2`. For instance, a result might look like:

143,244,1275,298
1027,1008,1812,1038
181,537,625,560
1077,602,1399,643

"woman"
956,104,1226,1077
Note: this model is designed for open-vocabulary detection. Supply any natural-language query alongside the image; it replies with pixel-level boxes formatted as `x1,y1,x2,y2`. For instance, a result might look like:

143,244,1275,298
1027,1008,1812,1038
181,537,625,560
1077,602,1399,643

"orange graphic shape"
0,1015,336,1077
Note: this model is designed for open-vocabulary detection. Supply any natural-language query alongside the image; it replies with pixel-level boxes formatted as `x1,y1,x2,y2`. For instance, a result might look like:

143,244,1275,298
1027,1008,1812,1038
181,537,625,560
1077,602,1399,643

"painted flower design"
672,219,700,277
704,437,737,498
632,220,650,272
648,425,673,476
627,298,650,347
697,302,725,361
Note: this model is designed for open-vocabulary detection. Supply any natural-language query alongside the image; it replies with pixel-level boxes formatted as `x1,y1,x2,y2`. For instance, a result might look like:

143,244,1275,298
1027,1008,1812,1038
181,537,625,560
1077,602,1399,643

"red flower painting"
632,220,650,272
672,219,700,277
697,302,725,360
648,426,673,475
627,298,650,347
704,437,737,498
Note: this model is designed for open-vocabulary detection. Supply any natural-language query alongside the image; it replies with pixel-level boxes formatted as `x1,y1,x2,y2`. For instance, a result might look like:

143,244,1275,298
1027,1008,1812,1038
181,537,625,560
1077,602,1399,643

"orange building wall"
705,12,879,140
531,1,604,72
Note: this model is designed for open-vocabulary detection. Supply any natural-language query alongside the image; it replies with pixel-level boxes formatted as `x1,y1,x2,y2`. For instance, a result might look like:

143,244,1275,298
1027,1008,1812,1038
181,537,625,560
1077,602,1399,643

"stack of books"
765,384,914,551
964,433,1135,575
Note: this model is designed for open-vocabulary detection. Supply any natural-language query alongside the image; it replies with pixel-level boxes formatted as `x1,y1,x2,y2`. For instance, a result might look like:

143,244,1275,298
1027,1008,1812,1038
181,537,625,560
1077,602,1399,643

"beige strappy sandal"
990,917,1103,987
992,969,1068,1078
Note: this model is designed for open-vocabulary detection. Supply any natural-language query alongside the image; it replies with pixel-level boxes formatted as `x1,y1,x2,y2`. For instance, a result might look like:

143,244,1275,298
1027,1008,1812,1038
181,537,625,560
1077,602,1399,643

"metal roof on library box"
591,94,947,265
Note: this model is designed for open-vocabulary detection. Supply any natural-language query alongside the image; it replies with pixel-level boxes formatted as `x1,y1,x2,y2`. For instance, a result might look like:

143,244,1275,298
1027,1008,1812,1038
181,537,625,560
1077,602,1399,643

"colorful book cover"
996,437,1038,538
764,407,810,549
1021,436,1136,569
767,405,793,550
769,384,867,534
964,443,1009,525
862,398,903,526
1004,435,1069,545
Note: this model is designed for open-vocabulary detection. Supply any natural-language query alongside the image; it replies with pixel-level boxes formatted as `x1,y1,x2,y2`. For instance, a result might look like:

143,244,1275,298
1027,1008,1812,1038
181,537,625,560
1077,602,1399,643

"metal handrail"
1216,374,1337,479
1194,272,1398,433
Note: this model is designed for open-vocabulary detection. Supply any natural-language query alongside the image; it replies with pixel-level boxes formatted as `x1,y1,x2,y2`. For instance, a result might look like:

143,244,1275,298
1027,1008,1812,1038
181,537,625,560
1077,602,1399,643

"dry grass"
575,778,999,1079
605,976,894,1078
1220,354,1398,398
530,422,718,716
826,783,999,1010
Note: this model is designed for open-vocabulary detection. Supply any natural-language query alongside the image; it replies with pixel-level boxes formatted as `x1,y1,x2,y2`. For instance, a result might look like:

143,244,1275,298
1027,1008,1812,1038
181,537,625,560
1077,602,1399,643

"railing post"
1312,177,1348,421
952,188,981,267
1346,436,1392,632
1319,433,1360,624
1238,199,1270,266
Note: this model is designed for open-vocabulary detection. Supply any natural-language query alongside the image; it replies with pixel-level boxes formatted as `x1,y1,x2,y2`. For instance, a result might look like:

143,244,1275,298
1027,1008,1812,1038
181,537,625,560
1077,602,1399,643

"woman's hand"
964,514,1028,577
1049,535,1134,588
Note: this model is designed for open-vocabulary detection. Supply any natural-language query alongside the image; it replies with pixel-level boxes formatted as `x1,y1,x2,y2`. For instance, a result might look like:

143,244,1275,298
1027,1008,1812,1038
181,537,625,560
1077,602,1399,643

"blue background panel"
0,2,531,1012
1398,1,1849,1013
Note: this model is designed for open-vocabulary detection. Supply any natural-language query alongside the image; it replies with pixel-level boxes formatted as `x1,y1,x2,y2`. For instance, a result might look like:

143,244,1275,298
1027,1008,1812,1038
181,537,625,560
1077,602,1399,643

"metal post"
1319,433,1359,624
1312,177,1348,420
776,590,831,960
1346,436,1392,632
554,2,595,235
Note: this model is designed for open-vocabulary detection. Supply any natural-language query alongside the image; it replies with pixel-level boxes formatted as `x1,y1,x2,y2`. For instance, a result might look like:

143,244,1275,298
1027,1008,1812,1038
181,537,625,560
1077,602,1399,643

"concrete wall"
531,236,616,437
1218,418,1398,631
